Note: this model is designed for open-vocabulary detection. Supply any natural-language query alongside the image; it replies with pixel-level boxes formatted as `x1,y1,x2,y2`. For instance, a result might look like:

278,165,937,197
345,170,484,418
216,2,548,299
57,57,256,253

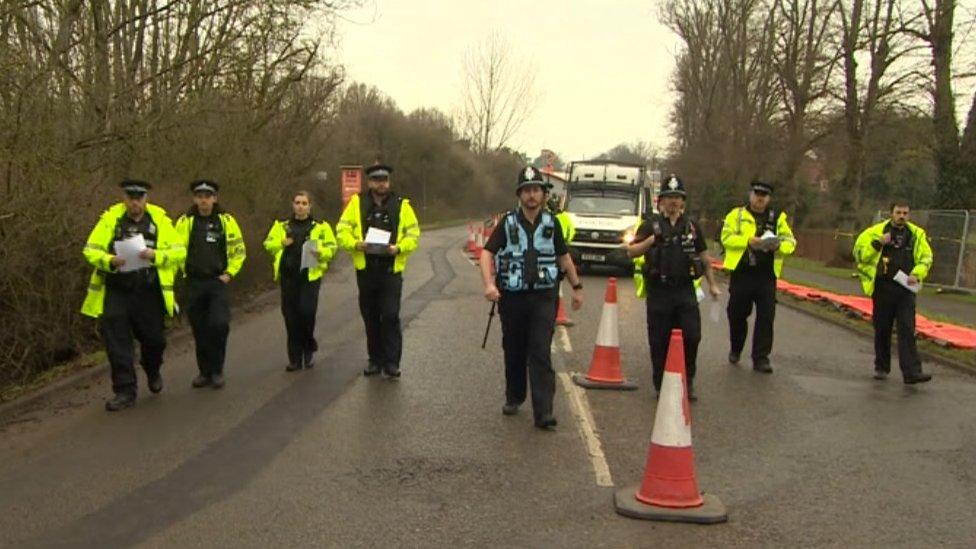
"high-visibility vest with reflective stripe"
175,211,247,278
720,206,797,278
335,194,421,273
81,203,185,318
853,220,933,296
262,219,338,282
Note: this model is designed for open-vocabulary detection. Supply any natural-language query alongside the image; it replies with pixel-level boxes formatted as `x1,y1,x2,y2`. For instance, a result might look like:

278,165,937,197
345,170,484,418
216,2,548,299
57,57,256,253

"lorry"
562,160,659,272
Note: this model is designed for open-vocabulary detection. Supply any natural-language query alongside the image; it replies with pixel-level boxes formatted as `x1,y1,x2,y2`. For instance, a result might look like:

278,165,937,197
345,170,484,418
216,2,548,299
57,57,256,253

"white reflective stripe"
594,303,619,347
650,372,693,447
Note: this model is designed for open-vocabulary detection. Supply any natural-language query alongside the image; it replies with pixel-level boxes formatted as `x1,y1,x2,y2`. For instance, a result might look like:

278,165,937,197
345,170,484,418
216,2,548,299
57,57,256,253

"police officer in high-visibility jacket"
480,166,584,429
720,180,797,373
853,200,933,384
175,180,246,389
626,175,719,401
263,191,337,372
81,180,185,411
336,164,421,378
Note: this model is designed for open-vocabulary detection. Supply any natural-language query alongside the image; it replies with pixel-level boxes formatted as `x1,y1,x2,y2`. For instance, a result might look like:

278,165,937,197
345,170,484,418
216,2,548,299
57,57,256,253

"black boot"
363,361,382,376
210,373,225,389
147,372,164,393
384,363,401,378
105,393,136,412
192,375,212,388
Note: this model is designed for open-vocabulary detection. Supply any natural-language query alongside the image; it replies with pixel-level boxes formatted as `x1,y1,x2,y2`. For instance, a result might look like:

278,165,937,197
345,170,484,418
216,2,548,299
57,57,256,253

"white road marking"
557,325,573,353
557,372,614,487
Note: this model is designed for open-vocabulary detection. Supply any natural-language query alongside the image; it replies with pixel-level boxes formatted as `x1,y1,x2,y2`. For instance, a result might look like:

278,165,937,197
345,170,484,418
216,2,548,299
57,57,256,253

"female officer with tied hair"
263,191,337,371
480,166,584,430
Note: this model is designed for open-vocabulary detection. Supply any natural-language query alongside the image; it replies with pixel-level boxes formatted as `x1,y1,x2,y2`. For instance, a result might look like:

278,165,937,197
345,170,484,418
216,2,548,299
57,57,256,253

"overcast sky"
337,0,678,162
336,1,976,163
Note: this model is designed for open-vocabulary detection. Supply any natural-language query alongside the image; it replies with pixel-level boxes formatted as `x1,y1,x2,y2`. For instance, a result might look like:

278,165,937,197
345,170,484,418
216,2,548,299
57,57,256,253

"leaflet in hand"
301,240,319,270
114,234,151,272
759,230,781,251
893,270,921,294
364,227,392,255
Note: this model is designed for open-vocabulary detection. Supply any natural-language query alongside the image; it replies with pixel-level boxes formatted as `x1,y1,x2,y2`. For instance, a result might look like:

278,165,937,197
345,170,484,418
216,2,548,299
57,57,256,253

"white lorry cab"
564,160,658,272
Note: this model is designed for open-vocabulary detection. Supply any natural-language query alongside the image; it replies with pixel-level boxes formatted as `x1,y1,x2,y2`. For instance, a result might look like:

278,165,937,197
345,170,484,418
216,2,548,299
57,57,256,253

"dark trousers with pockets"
727,271,777,364
280,273,321,366
186,277,231,376
100,285,166,397
872,281,922,376
356,269,403,369
499,289,557,420
646,283,701,392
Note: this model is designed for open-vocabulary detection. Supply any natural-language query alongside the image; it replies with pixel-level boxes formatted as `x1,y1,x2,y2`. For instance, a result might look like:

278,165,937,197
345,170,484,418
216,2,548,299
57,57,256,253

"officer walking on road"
720,180,797,373
81,180,185,411
626,175,719,400
480,166,584,429
336,164,421,378
263,191,337,372
175,180,246,389
853,200,934,384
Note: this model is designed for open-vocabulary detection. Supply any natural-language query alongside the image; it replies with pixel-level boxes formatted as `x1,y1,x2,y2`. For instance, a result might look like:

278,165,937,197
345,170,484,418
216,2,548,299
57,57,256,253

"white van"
564,161,657,272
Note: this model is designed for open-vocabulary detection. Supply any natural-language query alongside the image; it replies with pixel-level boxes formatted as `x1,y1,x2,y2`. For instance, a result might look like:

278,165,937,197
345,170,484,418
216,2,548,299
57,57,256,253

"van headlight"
622,229,635,244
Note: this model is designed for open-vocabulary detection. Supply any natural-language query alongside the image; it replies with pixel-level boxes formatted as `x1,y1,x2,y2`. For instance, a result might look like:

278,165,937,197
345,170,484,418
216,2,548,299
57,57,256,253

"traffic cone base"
571,371,638,391
614,489,727,524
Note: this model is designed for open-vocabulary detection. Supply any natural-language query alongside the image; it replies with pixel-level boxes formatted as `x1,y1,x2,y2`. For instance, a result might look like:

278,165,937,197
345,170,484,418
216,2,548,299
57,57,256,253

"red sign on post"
340,165,362,208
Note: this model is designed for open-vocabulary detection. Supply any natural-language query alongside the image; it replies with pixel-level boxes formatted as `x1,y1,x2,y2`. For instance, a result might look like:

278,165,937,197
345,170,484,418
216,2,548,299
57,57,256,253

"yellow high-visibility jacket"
556,211,575,243
852,220,933,296
174,210,247,278
335,193,421,273
721,206,797,277
81,203,185,318
263,219,337,282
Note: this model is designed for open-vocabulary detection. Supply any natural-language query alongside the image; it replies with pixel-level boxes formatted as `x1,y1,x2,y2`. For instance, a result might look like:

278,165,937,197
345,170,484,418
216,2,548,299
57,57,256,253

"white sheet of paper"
759,230,780,251
893,270,921,294
364,227,392,246
115,234,151,272
301,240,319,270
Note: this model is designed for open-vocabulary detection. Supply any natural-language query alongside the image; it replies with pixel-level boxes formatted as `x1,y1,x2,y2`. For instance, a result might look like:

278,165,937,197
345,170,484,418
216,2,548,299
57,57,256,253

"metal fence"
875,210,976,292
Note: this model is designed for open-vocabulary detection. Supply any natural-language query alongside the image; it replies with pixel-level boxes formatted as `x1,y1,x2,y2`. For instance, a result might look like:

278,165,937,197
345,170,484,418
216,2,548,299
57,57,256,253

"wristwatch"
572,282,583,290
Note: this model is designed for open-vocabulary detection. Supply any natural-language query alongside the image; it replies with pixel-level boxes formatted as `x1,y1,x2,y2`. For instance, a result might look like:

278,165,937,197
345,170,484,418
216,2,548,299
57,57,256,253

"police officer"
263,191,337,371
853,200,934,384
336,164,421,378
480,166,584,429
175,180,246,389
81,180,185,411
626,175,719,400
720,180,797,373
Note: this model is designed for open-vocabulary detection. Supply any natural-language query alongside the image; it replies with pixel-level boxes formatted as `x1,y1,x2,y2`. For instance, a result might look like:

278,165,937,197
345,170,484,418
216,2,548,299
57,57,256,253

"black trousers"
646,283,701,392
280,273,321,366
186,277,231,376
727,271,777,364
872,281,922,376
356,269,403,369
499,290,557,419
100,285,166,397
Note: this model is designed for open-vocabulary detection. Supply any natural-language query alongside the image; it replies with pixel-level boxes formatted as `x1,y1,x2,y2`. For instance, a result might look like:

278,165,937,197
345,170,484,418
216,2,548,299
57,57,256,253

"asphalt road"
2,226,975,547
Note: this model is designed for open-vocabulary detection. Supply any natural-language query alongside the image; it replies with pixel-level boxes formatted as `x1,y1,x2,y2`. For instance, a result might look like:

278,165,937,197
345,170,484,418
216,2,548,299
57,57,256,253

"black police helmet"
516,166,548,193
659,174,686,198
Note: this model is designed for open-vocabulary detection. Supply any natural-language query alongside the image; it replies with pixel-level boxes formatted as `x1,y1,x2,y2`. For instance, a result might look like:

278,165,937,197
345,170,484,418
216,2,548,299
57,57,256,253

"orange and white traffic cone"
466,223,476,253
555,284,574,327
614,329,727,523
572,278,637,390
474,226,484,255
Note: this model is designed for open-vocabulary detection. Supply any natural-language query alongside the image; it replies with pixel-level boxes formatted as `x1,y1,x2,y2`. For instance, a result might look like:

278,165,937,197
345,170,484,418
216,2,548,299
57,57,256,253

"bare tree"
835,0,922,216
455,33,538,154
770,0,842,208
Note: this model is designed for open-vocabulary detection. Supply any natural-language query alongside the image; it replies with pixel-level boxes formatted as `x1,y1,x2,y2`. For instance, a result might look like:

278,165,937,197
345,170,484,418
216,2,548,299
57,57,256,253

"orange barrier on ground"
775,279,976,350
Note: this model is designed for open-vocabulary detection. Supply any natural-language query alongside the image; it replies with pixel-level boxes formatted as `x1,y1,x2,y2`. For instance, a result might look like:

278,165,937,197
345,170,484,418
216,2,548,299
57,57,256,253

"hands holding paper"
750,231,781,252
